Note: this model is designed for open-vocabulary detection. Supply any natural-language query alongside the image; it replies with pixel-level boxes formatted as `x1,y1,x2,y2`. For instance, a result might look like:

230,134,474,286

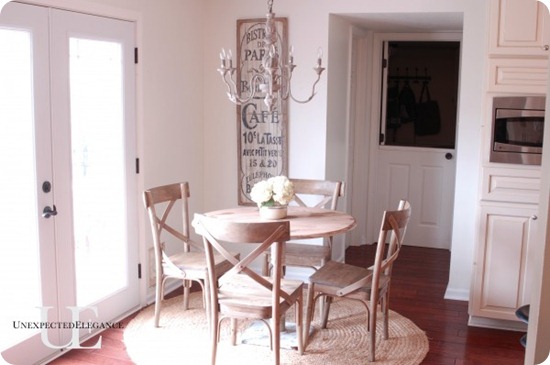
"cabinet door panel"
490,0,549,56
472,204,536,321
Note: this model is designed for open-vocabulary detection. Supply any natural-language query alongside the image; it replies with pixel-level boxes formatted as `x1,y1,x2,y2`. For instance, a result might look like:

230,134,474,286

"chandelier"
217,0,325,112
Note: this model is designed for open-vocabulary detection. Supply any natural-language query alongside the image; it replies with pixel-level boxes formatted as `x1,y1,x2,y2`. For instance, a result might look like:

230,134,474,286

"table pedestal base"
240,321,313,350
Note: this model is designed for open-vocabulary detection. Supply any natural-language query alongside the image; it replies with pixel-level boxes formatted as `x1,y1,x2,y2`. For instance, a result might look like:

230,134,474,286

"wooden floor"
49,244,526,365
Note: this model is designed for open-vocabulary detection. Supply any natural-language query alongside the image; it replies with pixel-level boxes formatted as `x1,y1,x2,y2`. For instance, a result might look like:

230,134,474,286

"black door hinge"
138,263,142,279
135,158,140,174
134,47,138,64
379,133,385,144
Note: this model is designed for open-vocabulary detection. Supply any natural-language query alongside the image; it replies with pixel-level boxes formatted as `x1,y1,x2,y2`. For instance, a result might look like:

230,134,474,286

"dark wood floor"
49,245,526,364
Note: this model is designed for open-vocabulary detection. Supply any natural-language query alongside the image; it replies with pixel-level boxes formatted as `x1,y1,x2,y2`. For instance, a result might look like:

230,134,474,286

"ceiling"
339,12,464,32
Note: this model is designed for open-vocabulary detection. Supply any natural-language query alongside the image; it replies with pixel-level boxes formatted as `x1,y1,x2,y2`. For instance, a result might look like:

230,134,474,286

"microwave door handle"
494,142,543,154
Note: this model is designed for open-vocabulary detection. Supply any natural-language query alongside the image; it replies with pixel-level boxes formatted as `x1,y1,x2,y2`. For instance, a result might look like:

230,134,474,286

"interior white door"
371,36,460,250
0,3,139,364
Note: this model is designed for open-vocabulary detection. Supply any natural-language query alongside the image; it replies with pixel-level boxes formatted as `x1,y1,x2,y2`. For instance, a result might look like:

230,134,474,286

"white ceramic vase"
259,205,288,220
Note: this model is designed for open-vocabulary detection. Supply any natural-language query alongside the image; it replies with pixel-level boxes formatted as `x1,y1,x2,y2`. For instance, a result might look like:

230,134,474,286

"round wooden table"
204,205,357,240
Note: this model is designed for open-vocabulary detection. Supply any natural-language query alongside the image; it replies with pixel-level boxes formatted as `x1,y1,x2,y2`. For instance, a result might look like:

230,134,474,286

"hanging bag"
415,81,441,136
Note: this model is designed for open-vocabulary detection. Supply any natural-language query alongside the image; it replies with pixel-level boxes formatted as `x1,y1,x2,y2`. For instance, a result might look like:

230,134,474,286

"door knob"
42,205,58,218
445,153,453,160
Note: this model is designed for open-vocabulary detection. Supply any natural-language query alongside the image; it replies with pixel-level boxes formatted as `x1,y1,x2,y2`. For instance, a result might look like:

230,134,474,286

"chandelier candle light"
217,0,325,112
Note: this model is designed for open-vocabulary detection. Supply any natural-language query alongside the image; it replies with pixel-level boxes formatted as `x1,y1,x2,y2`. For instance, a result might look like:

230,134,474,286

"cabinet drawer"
482,167,541,203
488,58,548,94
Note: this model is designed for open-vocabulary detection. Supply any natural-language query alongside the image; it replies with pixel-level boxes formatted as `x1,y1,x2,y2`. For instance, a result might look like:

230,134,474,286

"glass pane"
69,38,128,306
0,29,42,350
383,41,459,149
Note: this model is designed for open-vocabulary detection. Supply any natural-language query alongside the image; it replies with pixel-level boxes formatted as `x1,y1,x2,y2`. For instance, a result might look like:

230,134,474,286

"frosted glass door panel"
69,38,127,306
0,27,42,351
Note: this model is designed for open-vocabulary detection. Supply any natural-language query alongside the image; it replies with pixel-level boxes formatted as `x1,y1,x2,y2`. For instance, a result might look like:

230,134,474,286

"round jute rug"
124,292,428,365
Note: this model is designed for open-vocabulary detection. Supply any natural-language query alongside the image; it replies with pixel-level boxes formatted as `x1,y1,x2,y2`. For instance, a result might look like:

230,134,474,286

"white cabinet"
487,0,549,93
471,203,538,324
489,0,550,57
475,0,546,330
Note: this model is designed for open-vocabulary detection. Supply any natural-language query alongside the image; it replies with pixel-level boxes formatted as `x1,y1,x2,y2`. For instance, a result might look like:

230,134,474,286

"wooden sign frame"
236,17,289,205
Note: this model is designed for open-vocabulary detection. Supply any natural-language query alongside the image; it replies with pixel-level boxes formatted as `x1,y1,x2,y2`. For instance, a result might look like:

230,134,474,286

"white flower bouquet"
250,175,294,208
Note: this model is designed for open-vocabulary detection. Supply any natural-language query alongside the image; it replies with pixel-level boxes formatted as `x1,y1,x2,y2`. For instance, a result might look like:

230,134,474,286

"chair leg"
368,303,376,362
183,279,191,310
304,283,315,348
272,314,280,365
295,296,304,355
320,296,332,329
204,278,211,331
262,254,270,276
154,275,163,327
210,302,219,365
382,295,389,340
230,318,238,346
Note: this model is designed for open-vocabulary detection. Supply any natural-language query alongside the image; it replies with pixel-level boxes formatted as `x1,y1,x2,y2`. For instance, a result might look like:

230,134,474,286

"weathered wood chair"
262,178,345,275
193,214,304,365
143,182,235,327
304,200,411,362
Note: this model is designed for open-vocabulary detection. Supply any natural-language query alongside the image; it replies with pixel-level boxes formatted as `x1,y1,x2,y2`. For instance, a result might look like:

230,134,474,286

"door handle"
42,205,58,218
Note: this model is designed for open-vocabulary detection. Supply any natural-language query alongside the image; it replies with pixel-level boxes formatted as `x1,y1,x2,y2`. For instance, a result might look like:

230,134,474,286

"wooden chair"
193,214,304,365
262,178,345,275
304,200,411,362
143,182,236,327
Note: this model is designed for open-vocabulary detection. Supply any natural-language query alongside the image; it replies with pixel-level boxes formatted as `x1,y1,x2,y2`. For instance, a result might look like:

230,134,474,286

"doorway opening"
347,31,462,251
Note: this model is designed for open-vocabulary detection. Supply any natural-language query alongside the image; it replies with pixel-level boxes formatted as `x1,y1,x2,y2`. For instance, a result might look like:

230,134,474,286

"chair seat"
218,274,304,318
167,251,238,277
309,260,390,297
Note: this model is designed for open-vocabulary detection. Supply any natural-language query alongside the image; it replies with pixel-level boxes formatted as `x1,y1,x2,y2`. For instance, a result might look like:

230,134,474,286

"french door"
0,3,139,364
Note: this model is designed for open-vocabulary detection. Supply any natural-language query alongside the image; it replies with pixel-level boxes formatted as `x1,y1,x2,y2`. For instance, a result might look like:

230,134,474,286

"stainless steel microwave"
490,96,546,165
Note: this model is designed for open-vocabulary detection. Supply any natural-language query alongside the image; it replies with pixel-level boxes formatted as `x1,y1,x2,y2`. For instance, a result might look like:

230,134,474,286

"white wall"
13,0,488,302
203,0,488,299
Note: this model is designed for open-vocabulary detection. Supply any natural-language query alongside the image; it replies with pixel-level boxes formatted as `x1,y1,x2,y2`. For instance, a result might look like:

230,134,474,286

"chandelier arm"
288,70,325,104
221,72,266,105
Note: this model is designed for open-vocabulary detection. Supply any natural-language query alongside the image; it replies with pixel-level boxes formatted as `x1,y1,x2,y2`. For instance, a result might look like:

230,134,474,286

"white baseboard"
145,280,182,305
444,286,470,301
468,315,527,332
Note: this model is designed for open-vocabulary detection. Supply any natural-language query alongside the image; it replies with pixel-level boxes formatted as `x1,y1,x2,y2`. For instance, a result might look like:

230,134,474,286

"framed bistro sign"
236,17,289,205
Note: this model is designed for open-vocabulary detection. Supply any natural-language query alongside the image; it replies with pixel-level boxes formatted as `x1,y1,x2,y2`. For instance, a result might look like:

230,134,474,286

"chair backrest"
143,182,199,255
336,200,410,299
289,178,344,210
193,214,291,304
372,199,411,283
